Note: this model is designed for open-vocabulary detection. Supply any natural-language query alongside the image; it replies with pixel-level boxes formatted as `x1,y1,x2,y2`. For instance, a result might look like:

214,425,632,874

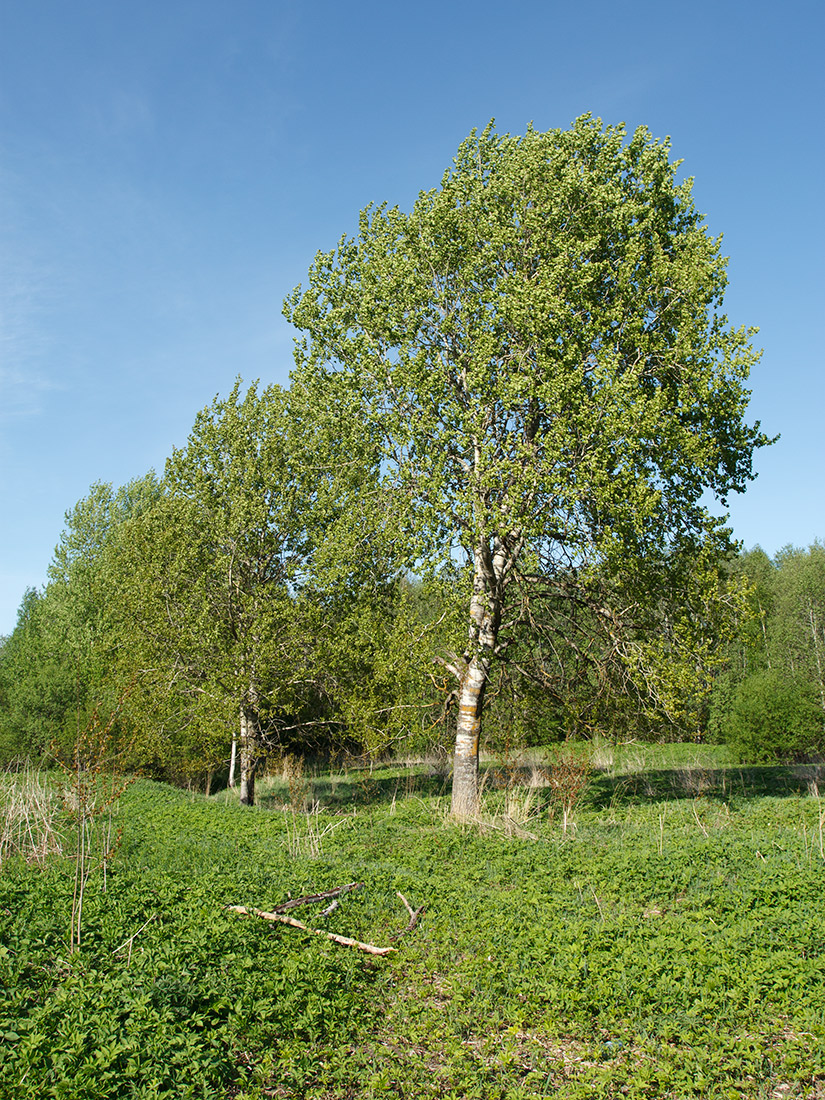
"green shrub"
723,668,824,761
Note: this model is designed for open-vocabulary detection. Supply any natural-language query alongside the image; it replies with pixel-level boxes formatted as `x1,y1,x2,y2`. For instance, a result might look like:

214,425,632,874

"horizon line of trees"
1,381,822,792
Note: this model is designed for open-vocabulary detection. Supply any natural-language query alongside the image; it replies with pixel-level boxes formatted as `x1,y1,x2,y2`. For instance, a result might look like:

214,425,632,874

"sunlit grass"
1,750,824,1098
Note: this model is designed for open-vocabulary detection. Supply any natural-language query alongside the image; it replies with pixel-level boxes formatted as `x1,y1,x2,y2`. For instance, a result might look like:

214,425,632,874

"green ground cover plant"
1,752,823,1099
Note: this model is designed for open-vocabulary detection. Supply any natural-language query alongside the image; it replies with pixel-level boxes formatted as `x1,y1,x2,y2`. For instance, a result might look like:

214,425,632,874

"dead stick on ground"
226,905,396,956
113,914,156,962
273,882,363,914
389,892,426,941
397,892,415,918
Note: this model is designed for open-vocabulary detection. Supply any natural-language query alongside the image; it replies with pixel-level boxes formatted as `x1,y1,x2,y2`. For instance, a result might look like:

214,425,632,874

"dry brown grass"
0,760,63,868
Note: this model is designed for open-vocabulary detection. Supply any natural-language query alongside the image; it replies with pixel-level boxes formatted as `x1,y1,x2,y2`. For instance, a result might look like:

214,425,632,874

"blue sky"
1,0,823,635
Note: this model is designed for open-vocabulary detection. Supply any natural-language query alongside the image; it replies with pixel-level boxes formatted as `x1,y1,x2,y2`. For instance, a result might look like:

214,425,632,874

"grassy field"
1,744,824,1099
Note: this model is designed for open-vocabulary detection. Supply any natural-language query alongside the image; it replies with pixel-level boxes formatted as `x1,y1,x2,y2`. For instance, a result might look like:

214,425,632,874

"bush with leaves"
723,668,824,762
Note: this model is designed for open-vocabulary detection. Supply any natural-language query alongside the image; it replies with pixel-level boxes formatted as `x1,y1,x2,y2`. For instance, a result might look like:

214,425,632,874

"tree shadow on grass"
256,767,454,811
254,759,824,812
588,761,824,808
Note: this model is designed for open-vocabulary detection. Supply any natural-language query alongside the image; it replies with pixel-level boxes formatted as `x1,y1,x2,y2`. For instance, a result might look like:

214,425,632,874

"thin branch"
389,892,426,940
112,914,157,961
434,653,465,680
226,905,396,956
272,882,362,913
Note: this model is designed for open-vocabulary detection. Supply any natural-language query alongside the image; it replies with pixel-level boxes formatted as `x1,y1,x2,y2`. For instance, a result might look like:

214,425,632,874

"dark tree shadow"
254,758,824,812
588,761,824,809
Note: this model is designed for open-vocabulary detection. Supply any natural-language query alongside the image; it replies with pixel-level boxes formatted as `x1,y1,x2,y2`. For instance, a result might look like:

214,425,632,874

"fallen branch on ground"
390,892,426,941
272,882,363,913
226,904,396,956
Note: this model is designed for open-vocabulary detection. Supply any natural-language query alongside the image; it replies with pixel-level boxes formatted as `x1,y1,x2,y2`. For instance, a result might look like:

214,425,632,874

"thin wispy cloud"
0,268,60,420
0,154,63,420
93,88,155,142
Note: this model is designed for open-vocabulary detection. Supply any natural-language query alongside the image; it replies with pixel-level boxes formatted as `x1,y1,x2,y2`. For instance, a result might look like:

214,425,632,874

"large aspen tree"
285,116,770,816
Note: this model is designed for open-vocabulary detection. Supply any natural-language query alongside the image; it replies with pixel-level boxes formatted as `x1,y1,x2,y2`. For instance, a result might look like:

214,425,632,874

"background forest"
1,381,822,792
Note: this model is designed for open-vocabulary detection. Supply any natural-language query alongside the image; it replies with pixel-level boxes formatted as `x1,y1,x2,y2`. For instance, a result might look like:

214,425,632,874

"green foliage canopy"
285,115,771,811
711,543,825,759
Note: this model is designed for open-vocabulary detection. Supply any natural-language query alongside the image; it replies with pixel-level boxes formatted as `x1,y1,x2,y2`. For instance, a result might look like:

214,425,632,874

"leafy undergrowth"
1,770,824,1099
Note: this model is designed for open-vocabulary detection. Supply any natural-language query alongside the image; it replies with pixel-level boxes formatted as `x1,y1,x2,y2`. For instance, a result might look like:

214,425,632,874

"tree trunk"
239,682,262,807
451,657,488,817
228,732,237,788
450,541,507,817
239,708,257,806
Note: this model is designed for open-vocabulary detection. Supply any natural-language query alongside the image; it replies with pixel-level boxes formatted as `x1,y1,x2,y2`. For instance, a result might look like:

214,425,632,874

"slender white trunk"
452,657,489,817
228,732,237,788
759,604,771,670
239,708,258,806
450,541,508,817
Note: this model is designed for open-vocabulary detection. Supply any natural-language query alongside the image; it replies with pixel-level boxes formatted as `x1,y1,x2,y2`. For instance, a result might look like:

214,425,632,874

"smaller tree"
112,378,393,801
0,476,161,761
114,381,320,803
710,544,825,755
772,543,825,718
0,588,65,759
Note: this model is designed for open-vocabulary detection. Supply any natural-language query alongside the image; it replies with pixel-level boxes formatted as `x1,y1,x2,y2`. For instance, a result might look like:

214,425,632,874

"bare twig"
433,653,465,681
389,892,426,941
397,892,416,918
272,881,363,913
692,800,710,838
113,914,156,962
590,886,605,922
226,905,396,956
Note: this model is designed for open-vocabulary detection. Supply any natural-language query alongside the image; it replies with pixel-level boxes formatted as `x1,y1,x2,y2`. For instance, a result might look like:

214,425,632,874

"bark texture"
238,695,261,806
451,542,508,817
228,733,237,789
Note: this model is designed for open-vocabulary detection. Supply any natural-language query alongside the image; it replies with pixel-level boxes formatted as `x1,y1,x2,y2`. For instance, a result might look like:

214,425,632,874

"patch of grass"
1,754,824,1098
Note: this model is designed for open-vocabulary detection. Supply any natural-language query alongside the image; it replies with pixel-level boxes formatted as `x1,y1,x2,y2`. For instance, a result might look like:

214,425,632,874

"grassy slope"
1,750,824,1099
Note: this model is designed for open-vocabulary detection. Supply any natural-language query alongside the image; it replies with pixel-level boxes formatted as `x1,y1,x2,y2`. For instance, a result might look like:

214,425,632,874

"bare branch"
226,905,396,956
272,882,363,913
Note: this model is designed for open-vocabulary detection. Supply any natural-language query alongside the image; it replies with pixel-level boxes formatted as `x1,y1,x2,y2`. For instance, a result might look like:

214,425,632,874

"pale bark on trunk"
451,541,509,818
228,732,237,789
238,708,254,805
451,657,489,818
239,687,261,806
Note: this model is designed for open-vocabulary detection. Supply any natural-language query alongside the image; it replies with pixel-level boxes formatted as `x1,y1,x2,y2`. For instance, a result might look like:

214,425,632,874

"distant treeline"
0,386,822,791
